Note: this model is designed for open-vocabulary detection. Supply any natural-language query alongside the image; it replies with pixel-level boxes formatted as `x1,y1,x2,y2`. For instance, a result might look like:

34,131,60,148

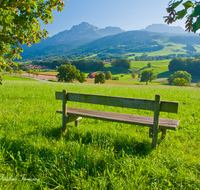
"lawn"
0,81,199,189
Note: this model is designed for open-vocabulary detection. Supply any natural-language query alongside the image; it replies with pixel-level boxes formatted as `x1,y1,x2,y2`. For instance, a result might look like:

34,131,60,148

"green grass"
0,81,199,189
3,75,39,82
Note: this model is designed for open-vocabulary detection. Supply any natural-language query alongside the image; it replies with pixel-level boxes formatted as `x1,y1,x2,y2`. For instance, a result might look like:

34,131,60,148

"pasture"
0,81,199,189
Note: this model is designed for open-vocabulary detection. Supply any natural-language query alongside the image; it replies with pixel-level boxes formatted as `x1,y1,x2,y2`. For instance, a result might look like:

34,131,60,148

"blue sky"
41,0,187,37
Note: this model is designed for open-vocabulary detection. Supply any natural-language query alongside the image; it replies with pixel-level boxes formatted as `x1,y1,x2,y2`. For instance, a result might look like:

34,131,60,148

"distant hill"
144,24,186,34
67,30,164,55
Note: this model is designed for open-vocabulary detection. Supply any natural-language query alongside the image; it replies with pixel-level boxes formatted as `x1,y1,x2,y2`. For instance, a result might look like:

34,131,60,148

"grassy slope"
39,60,173,85
3,75,39,82
0,81,199,189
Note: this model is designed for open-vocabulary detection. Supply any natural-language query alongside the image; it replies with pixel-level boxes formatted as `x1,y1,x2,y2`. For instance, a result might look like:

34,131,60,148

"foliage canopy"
105,71,112,80
140,69,156,85
168,70,192,85
0,0,65,74
94,73,106,84
111,58,131,69
164,0,200,33
56,65,80,83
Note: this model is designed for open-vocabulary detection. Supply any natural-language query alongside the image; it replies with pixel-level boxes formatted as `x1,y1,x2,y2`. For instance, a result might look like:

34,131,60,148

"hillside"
21,23,200,61
21,22,124,58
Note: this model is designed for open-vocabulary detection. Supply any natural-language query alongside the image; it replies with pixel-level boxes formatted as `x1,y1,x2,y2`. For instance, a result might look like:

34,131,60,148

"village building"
87,73,105,78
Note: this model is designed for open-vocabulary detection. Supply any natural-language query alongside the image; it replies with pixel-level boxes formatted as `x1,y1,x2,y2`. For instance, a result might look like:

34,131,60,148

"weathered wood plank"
56,108,179,130
152,94,160,149
62,90,67,131
56,91,178,113
67,92,155,111
160,101,178,113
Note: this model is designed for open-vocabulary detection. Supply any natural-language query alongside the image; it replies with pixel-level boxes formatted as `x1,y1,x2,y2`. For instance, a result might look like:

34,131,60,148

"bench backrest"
56,90,178,113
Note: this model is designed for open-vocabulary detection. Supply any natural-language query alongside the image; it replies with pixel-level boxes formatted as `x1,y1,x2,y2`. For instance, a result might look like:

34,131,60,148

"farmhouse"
87,73,105,78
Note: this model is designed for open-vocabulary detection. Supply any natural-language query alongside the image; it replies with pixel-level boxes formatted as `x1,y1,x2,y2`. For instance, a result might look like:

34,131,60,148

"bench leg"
149,127,153,138
75,117,82,127
62,116,67,132
161,129,167,139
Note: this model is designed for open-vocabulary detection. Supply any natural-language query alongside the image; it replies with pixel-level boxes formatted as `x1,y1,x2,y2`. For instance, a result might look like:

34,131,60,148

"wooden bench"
56,90,180,148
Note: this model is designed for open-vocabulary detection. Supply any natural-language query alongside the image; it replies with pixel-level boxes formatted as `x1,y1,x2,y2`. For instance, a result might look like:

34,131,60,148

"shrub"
112,76,119,80
196,82,200,87
172,78,188,86
131,72,136,78
168,71,192,85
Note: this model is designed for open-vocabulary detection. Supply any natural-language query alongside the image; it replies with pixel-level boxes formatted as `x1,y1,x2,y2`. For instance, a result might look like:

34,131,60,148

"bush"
172,78,188,86
168,71,192,85
112,76,119,80
131,72,136,78
196,82,200,87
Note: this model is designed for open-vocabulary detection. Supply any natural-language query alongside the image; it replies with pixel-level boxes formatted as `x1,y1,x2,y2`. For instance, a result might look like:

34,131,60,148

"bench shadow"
23,122,160,157
38,124,154,156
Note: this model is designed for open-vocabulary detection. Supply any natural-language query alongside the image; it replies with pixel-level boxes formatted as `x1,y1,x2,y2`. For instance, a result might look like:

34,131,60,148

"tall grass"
0,81,199,189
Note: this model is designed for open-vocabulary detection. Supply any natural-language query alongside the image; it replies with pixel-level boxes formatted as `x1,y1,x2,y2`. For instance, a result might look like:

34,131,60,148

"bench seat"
56,107,179,130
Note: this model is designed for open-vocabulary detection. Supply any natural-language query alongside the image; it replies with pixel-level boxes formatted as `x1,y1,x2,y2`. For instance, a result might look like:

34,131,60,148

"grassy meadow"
39,60,174,86
0,80,199,189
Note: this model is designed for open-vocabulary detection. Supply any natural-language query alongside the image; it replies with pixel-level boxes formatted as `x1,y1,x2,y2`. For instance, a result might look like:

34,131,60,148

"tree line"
168,58,200,76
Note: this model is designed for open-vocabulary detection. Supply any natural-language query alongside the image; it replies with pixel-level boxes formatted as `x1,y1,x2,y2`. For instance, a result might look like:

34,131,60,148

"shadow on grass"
157,71,173,78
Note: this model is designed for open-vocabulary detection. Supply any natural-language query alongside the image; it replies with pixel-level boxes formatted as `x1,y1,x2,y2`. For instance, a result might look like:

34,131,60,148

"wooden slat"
67,92,155,110
56,91,179,113
56,108,179,130
160,101,178,113
152,94,160,148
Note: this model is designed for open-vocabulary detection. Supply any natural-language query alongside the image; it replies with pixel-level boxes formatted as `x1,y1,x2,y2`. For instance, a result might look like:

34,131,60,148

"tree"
106,71,112,80
0,0,66,84
164,1,200,33
34,70,40,78
147,62,151,68
77,72,87,83
131,72,136,78
14,69,18,76
168,58,187,71
94,73,106,84
111,58,131,69
0,0,65,61
140,69,156,85
168,70,192,85
31,70,35,77
18,69,23,77
56,65,80,83
27,68,31,77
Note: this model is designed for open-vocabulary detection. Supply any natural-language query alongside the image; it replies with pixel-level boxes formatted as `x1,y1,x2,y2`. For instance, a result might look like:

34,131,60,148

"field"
0,80,199,189
3,75,39,82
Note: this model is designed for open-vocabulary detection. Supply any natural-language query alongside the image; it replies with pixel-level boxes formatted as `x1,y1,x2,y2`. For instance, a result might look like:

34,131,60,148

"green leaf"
176,9,187,20
192,16,200,33
190,5,200,17
171,0,183,9
183,1,194,10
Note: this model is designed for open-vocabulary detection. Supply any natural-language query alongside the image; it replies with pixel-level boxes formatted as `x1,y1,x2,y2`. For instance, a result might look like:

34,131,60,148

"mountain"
144,24,186,34
21,23,200,61
63,30,165,55
21,22,125,56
